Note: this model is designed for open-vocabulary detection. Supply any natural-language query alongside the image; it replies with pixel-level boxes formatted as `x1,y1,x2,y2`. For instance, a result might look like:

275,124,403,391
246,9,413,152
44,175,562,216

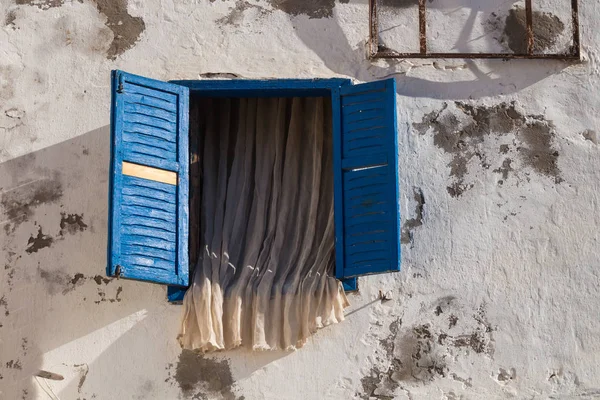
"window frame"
369,0,581,60
166,78,359,302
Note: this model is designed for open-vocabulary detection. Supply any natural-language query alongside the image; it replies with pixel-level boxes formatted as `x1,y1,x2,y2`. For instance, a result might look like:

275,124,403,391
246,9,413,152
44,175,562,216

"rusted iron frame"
369,0,378,56
369,0,580,60
419,0,426,54
525,0,534,54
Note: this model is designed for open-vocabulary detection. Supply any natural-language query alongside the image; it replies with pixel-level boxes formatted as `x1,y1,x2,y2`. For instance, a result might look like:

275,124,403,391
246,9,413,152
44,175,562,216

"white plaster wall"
1,0,599,399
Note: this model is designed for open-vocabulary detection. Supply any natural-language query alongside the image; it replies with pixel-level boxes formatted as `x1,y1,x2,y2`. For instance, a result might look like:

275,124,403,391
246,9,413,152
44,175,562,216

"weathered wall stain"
216,0,270,27
1,177,63,230
39,268,84,295
506,8,564,54
13,0,145,59
494,158,513,183
216,0,350,26
4,10,17,27
199,72,241,79
0,295,9,317
93,0,146,59
413,102,562,197
37,269,113,296
359,300,496,398
93,275,112,285
167,350,242,399
94,285,122,304
360,318,402,399
269,0,336,19
15,0,64,9
59,212,88,236
26,226,54,253
581,129,598,144
400,187,424,245
488,7,565,54
74,363,89,395
6,359,23,370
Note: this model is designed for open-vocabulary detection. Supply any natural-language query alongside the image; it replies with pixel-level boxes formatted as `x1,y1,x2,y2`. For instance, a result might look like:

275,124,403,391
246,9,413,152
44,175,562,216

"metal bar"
525,0,534,54
368,0,580,61
372,51,581,60
369,0,378,57
571,0,580,58
419,0,426,54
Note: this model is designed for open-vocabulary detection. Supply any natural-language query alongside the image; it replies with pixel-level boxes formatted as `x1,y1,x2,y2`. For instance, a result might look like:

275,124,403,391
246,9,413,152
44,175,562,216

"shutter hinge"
115,265,122,279
117,74,124,93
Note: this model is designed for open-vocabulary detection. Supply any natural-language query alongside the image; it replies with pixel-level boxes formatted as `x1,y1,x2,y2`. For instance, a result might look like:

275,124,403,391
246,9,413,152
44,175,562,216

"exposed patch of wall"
93,0,146,59
413,102,562,197
26,226,54,253
400,187,424,245
359,300,496,399
59,212,88,236
166,350,244,400
4,10,17,27
216,0,349,26
15,0,64,10
37,267,115,297
581,129,598,144
379,0,418,9
38,268,84,295
269,0,336,19
1,175,63,231
12,0,145,59
488,7,565,54
216,1,270,27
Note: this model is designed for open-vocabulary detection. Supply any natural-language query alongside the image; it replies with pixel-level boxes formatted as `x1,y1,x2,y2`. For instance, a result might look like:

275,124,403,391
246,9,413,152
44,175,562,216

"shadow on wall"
283,0,572,99
0,126,290,399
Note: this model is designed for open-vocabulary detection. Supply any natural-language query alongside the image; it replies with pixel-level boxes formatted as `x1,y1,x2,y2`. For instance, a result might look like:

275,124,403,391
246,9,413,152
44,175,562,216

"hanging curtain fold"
179,96,349,352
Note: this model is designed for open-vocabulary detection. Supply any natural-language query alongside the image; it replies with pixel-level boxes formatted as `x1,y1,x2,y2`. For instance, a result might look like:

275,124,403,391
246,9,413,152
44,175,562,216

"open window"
107,70,401,300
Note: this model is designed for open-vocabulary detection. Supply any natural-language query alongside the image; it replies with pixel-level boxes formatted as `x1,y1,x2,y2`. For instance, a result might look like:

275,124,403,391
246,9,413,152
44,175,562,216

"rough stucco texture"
1,0,599,399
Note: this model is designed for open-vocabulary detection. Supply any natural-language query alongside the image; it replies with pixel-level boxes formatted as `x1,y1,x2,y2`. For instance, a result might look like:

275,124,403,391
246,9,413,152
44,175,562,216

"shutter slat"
123,93,178,113
124,102,178,123
341,90,386,106
122,244,176,262
122,81,178,102
123,132,177,153
344,109,386,124
108,70,189,286
123,113,177,133
334,78,400,279
342,100,386,116
123,123,177,142
121,235,177,251
122,215,176,233
121,205,176,223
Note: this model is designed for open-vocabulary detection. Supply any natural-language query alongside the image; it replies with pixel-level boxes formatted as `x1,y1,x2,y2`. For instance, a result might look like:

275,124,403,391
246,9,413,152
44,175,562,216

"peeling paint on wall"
486,7,566,54
4,10,17,27
269,0,336,19
13,0,145,59
400,187,424,245
93,0,146,59
413,102,562,197
26,226,53,253
59,212,88,236
359,300,497,398
1,176,63,230
216,0,349,27
166,350,243,399
15,0,64,10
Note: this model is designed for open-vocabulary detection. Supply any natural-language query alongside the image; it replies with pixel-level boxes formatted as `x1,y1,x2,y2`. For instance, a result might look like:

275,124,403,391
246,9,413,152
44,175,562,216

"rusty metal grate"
369,0,580,59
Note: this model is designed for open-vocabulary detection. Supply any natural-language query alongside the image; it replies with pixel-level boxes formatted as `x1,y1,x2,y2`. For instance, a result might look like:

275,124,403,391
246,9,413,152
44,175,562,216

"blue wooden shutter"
334,78,400,279
108,70,189,286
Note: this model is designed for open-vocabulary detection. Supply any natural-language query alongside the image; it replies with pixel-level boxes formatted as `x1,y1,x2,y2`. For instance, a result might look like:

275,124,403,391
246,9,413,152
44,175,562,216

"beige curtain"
179,96,349,352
